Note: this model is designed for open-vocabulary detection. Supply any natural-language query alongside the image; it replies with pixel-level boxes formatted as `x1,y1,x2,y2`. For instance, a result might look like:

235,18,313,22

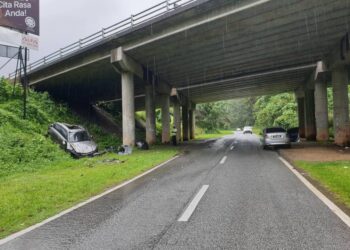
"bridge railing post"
131,15,134,27
166,0,170,11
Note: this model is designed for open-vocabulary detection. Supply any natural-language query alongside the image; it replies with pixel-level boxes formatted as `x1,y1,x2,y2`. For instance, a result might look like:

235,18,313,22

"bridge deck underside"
31,0,350,107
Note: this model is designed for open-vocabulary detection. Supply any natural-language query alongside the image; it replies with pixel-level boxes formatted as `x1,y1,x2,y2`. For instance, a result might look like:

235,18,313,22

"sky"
0,0,161,76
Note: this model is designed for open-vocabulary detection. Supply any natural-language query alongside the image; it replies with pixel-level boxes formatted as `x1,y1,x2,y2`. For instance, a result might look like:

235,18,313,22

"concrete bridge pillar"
121,72,135,146
173,100,182,142
304,89,317,141
332,66,350,146
111,47,144,146
314,80,329,141
189,104,196,140
295,92,306,138
182,103,189,141
145,84,156,145
160,94,170,143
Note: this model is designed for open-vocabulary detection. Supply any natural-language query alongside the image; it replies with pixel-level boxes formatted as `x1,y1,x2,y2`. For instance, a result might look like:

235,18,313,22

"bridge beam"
326,33,350,71
332,66,350,146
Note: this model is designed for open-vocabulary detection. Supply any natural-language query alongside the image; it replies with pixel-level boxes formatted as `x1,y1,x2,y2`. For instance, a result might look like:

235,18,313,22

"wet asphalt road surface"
1,133,350,249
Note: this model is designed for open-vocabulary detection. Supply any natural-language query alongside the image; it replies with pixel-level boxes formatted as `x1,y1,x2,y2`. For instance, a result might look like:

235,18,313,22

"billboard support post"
15,46,28,119
23,46,28,119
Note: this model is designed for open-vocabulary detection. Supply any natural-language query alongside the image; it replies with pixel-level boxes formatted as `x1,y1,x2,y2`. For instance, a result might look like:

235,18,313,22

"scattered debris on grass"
101,158,126,164
118,145,132,155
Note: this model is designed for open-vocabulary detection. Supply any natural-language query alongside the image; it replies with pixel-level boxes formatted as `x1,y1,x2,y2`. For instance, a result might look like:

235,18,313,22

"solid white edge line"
279,157,350,228
178,185,209,222
220,156,227,164
0,155,180,246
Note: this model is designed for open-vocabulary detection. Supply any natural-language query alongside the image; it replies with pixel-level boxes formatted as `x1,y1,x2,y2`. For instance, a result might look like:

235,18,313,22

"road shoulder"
279,147,350,218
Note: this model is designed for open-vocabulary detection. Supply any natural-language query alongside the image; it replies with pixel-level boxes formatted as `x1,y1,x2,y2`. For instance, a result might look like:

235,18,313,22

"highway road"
1,133,350,249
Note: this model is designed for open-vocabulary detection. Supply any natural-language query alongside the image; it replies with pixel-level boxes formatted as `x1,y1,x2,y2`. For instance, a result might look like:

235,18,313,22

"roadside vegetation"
296,161,350,209
0,78,178,238
196,88,350,137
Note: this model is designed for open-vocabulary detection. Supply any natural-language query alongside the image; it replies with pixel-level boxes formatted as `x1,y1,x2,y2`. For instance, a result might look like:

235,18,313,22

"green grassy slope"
0,78,178,238
0,78,120,178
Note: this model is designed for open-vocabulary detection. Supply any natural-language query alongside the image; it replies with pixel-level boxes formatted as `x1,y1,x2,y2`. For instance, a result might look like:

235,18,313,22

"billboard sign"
0,26,39,50
0,0,39,35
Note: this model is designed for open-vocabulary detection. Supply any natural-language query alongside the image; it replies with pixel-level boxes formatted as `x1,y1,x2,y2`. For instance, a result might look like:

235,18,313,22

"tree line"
197,87,350,134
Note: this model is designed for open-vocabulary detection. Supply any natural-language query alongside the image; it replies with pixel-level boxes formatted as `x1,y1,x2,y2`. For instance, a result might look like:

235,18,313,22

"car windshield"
69,131,90,142
266,128,286,133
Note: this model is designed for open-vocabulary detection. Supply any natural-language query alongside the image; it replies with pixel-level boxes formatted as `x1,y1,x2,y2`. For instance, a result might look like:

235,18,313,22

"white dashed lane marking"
178,185,209,222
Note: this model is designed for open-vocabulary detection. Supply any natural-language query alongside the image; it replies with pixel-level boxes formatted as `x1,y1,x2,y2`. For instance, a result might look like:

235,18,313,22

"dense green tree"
196,102,226,133
254,93,298,129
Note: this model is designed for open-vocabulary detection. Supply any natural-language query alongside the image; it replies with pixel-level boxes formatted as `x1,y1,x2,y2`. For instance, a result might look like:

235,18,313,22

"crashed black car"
48,122,97,157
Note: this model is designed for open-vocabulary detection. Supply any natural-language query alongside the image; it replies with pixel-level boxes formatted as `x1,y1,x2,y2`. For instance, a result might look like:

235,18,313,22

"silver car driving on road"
262,127,290,149
48,122,97,157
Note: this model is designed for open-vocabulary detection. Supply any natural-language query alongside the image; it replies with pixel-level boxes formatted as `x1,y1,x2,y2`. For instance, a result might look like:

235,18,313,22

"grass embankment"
296,161,350,209
0,147,177,239
195,130,233,140
0,79,178,238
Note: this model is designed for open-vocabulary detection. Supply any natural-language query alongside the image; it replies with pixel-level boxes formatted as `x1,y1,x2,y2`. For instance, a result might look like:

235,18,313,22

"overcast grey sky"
0,0,161,76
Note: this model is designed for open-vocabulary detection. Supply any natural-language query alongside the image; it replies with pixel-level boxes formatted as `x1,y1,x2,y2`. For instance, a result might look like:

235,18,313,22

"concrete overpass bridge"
12,0,350,146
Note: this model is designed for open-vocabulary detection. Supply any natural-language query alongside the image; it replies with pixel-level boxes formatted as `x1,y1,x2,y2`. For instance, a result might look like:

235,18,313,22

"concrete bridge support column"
296,94,306,138
182,104,189,141
121,72,135,146
160,94,170,143
304,89,317,141
173,100,182,142
314,80,329,141
111,47,144,147
189,104,196,140
332,66,350,146
145,84,156,145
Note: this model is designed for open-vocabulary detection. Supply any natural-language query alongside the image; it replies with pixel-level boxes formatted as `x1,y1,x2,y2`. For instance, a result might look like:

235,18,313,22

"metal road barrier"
9,0,197,78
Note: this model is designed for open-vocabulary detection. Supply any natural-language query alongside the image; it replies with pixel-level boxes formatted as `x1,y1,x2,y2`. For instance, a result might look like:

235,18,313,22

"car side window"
55,124,67,140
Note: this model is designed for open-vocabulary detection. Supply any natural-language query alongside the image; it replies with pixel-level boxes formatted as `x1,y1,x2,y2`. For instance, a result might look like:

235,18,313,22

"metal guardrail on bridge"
9,0,197,78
